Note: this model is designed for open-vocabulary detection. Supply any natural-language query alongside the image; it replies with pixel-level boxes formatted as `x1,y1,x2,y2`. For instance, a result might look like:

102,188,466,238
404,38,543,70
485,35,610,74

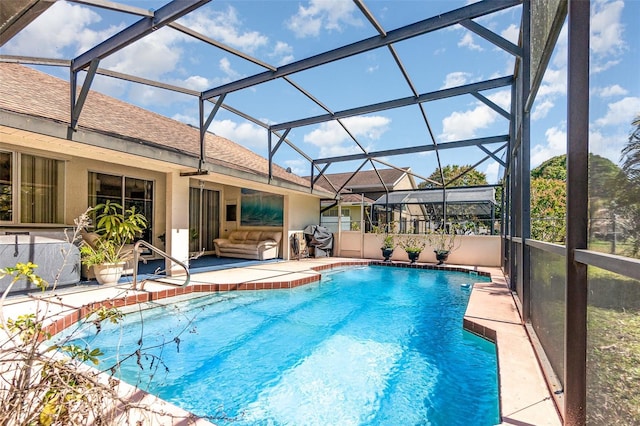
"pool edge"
6,258,562,425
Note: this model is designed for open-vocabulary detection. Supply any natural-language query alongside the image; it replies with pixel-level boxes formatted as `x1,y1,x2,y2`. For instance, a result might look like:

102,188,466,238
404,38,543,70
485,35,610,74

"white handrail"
131,240,190,290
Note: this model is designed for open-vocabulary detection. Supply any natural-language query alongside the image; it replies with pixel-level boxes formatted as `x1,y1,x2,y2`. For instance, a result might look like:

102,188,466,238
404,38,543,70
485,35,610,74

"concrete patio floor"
1,258,562,425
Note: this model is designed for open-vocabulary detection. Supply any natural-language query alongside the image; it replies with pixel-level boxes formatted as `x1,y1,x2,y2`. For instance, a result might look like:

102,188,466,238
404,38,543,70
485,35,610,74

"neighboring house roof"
338,193,376,204
373,187,497,216
0,63,312,190
373,187,496,205
312,168,413,192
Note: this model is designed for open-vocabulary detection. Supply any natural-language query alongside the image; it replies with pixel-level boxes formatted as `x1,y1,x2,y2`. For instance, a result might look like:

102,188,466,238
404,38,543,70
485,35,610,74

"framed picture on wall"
240,188,283,226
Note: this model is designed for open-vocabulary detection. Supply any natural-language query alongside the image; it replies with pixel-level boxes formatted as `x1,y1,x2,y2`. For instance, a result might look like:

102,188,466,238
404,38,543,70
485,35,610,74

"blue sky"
3,0,639,184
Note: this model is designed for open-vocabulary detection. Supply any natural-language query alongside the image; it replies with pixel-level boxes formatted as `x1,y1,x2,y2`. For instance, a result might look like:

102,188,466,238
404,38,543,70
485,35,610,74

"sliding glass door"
88,172,153,243
189,186,220,253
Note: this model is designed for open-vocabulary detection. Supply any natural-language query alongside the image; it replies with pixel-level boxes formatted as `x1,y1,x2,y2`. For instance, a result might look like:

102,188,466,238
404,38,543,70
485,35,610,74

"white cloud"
531,125,567,168
287,0,363,38
591,59,622,74
303,116,390,157
441,72,471,89
181,75,211,92
487,90,512,111
179,6,268,53
595,97,640,127
172,113,198,127
527,64,567,122
440,106,496,141
103,28,183,79
367,65,379,74
500,24,520,44
219,57,241,79
536,68,567,98
438,90,511,142
588,128,626,165
551,24,569,69
458,33,483,51
2,1,121,57
270,41,295,65
210,119,267,148
597,84,628,98
283,159,308,176
484,161,500,184
171,58,243,92
532,100,555,121
591,0,626,57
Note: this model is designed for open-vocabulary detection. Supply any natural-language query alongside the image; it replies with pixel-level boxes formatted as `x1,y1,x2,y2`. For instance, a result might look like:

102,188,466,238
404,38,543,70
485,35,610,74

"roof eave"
0,109,329,197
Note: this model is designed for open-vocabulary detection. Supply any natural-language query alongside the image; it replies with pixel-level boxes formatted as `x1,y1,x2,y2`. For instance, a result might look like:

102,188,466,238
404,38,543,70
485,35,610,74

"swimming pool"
64,266,499,425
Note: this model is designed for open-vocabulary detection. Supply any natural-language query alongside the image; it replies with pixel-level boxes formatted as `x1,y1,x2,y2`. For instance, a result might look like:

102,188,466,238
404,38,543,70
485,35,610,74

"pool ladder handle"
131,240,191,290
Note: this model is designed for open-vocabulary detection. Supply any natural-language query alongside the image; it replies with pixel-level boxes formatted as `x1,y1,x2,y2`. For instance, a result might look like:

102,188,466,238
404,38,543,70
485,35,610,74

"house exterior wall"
394,174,415,190
0,133,323,270
283,193,321,259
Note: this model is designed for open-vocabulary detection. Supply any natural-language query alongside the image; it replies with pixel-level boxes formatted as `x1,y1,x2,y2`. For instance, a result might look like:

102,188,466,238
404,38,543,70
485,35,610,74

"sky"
2,0,639,185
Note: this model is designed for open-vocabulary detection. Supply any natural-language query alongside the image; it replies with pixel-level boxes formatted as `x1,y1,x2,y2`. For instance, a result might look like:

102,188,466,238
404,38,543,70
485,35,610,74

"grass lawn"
587,306,640,424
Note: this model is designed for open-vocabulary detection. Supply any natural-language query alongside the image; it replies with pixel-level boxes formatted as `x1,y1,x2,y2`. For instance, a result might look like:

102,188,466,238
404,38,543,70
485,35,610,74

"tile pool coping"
1,257,562,425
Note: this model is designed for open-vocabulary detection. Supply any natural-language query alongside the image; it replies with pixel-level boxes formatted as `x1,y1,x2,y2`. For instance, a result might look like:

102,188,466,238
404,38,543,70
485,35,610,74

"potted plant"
425,226,460,265
373,221,397,261
380,234,395,262
80,201,147,285
398,234,427,264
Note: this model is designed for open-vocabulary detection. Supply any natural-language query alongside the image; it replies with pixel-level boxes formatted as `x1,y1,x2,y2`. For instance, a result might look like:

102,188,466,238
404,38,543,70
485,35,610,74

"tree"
530,178,566,242
418,164,488,188
621,114,640,182
531,155,566,180
617,115,640,256
530,154,622,243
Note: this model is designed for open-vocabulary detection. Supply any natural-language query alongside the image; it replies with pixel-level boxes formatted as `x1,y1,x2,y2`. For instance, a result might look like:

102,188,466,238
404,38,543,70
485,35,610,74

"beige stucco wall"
351,233,501,267
283,193,321,259
393,173,416,190
1,135,324,264
68,157,168,245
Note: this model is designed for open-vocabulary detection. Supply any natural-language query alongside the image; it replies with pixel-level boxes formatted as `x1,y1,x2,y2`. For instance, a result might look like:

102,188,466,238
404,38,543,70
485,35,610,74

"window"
21,154,64,223
0,152,11,221
0,151,65,224
88,172,154,243
323,207,350,217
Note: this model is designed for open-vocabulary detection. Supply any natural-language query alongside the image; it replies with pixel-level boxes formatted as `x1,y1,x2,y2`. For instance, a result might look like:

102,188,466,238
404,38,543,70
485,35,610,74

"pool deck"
1,257,562,425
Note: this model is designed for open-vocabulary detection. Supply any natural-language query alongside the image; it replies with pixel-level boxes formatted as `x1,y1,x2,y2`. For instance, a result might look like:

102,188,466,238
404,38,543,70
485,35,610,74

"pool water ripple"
60,266,499,425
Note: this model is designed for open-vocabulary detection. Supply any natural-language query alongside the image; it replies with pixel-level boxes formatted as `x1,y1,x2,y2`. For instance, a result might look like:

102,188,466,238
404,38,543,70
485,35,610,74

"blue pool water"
63,266,499,425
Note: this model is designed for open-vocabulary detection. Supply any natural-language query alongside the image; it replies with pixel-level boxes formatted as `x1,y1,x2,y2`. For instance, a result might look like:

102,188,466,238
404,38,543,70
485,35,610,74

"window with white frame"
323,207,350,217
0,150,65,224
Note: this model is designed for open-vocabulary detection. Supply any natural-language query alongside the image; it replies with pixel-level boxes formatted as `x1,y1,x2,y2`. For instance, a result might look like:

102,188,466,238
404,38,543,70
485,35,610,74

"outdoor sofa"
213,230,282,260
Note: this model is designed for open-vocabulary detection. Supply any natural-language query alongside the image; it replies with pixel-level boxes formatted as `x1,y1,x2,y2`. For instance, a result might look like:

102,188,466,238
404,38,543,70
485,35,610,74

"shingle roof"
312,168,410,191
0,63,311,188
339,193,376,204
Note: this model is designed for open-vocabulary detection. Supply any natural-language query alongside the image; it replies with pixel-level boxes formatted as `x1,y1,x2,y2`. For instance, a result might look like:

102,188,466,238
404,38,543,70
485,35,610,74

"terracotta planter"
92,262,125,285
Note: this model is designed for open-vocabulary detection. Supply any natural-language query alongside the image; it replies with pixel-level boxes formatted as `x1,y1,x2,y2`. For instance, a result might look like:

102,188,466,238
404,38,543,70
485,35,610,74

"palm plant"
80,201,147,267
621,114,640,182
618,115,640,256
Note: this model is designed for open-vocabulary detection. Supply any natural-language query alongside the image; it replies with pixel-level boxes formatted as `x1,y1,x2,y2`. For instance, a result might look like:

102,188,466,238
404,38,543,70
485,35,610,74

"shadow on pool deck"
1,258,562,425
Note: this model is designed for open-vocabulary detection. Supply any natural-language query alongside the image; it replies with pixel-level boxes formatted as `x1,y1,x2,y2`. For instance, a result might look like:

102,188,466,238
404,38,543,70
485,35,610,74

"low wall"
340,232,501,267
